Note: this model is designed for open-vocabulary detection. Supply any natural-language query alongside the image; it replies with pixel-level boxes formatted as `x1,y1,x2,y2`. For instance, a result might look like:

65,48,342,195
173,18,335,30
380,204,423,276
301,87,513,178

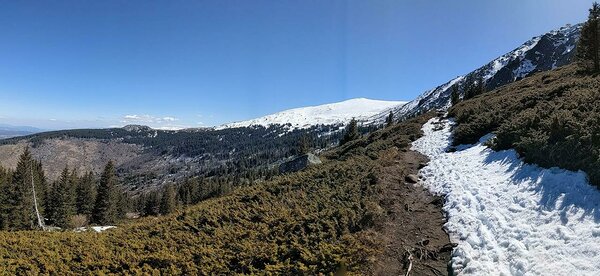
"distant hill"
0,124,44,139
220,98,406,130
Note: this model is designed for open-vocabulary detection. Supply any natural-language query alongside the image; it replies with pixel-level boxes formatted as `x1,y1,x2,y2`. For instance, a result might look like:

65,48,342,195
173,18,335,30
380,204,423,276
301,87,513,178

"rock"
418,162,427,169
405,174,419,183
446,147,457,153
279,153,322,174
439,243,458,253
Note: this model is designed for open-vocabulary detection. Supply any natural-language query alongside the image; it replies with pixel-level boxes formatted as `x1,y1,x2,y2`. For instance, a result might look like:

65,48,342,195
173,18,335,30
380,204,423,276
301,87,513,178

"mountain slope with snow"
413,117,600,275
220,98,406,129
372,23,582,122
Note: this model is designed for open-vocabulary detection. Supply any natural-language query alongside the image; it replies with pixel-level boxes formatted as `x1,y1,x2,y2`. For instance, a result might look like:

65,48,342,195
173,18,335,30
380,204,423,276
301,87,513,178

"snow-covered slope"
371,23,582,123
220,98,406,129
413,117,600,275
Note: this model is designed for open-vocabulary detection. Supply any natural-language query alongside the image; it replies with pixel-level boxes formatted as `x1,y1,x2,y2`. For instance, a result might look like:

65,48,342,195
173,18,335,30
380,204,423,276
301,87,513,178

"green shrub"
450,64,600,185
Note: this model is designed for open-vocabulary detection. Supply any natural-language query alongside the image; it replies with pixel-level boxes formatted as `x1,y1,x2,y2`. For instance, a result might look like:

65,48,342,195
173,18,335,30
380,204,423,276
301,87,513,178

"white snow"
513,59,537,80
219,98,406,130
412,117,600,275
75,226,116,233
482,36,541,81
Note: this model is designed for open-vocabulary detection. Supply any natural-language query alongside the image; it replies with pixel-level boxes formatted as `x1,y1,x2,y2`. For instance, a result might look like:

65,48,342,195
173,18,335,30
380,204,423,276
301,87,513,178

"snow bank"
75,226,116,233
412,117,600,275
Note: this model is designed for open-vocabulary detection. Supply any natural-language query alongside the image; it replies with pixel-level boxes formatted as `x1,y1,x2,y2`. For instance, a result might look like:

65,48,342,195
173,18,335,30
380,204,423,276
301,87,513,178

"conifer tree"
385,111,394,127
340,118,360,145
7,148,46,230
93,161,118,225
451,85,461,106
159,184,177,215
76,171,96,216
115,191,129,220
0,166,10,229
51,167,76,228
577,2,600,72
143,191,160,216
297,134,311,155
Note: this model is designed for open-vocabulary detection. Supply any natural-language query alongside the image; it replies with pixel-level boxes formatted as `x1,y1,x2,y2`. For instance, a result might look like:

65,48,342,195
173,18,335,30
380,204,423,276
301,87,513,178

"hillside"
0,113,454,275
371,23,582,123
449,63,600,186
0,99,396,189
0,124,345,191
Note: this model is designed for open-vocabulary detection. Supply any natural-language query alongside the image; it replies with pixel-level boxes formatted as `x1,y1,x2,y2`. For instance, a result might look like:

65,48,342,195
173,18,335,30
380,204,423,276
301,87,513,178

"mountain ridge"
219,98,407,130
370,23,582,123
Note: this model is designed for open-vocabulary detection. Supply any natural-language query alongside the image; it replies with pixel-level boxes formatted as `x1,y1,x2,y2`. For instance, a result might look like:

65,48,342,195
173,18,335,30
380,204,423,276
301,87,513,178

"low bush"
450,64,600,185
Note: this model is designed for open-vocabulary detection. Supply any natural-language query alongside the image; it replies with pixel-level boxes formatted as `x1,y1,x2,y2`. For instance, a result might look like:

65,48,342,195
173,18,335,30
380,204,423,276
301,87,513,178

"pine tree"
143,191,160,216
51,167,76,228
7,148,46,230
297,134,312,155
115,191,129,220
340,118,360,145
92,161,118,225
464,76,485,100
385,111,394,127
0,166,11,230
577,2,600,72
159,184,177,215
76,171,96,216
451,85,460,106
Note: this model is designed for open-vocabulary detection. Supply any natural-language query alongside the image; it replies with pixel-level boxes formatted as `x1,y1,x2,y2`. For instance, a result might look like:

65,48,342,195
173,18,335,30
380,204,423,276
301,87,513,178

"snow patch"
412,118,600,275
513,59,537,80
75,226,117,233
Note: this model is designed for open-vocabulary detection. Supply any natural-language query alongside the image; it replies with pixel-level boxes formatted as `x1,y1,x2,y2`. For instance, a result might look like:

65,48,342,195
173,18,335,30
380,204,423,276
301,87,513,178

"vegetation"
449,63,600,185
0,113,433,274
0,148,47,230
450,84,460,106
385,111,394,127
340,118,360,145
577,2,600,72
93,162,120,225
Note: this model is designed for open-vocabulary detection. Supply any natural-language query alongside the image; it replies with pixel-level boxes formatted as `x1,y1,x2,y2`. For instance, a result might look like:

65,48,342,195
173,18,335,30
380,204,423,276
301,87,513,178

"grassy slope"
0,115,433,275
449,64,600,185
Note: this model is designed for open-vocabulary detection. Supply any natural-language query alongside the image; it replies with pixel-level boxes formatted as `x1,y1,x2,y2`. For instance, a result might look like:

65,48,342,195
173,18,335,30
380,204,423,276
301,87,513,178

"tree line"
0,148,128,230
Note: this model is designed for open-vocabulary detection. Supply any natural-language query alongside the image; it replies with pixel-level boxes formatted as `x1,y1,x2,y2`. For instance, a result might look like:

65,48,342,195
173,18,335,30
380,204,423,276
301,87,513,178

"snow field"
412,117,600,275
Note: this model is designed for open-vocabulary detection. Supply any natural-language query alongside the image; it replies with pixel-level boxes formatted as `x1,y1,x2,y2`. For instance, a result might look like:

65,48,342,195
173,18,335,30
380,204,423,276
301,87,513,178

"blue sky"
0,0,594,129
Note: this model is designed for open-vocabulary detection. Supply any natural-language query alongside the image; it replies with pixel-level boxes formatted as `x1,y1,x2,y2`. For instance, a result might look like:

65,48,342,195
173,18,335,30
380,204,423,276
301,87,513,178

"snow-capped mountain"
220,98,406,129
372,23,582,122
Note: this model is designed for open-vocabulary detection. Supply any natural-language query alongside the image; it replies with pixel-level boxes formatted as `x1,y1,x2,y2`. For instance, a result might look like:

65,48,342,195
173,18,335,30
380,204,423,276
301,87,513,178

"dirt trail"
372,149,453,275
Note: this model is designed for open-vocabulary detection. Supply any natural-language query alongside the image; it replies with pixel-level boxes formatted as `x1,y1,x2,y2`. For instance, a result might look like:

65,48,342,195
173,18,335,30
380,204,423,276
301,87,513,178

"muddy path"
371,148,453,275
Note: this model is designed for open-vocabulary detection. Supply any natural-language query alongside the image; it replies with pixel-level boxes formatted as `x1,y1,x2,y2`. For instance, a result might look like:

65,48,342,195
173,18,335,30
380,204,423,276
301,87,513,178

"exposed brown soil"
371,148,453,275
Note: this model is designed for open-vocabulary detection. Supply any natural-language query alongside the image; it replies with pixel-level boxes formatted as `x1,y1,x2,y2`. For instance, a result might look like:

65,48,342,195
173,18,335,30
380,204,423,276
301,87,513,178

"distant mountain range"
0,124,45,139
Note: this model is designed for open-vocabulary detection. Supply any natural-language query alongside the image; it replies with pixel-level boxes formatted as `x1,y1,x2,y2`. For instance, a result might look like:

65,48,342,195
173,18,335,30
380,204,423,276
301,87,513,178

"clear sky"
0,0,595,129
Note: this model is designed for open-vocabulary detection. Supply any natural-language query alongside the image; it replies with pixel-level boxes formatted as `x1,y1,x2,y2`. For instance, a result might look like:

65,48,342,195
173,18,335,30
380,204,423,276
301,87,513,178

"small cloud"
122,114,180,124
162,117,178,122
121,114,188,130
49,118,57,121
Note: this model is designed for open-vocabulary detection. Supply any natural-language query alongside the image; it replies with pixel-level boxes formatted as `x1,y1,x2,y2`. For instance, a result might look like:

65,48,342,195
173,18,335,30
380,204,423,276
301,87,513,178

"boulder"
279,153,322,174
